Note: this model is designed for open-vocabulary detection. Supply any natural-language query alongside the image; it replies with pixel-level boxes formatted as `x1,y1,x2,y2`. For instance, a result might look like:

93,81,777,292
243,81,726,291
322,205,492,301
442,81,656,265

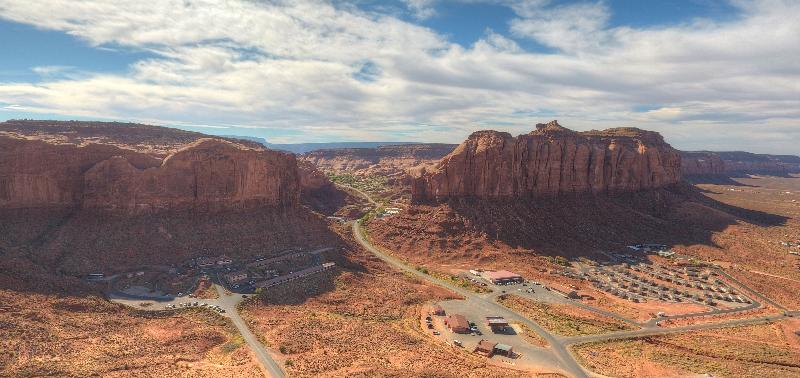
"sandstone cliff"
82,139,300,210
680,152,726,176
412,121,682,201
0,121,320,211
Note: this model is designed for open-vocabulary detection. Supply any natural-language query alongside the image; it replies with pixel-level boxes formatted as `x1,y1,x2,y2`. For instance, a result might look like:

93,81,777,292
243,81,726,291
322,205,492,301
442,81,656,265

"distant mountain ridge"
681,150,800,176
220,135,418,154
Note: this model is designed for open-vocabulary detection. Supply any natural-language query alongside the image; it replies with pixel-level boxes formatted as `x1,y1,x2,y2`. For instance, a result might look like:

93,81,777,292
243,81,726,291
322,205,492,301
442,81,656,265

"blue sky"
0,0,798,153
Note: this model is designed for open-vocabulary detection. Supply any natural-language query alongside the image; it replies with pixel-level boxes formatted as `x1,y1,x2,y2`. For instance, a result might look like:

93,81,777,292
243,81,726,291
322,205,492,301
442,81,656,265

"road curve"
214,285,286,378
351,221,589,378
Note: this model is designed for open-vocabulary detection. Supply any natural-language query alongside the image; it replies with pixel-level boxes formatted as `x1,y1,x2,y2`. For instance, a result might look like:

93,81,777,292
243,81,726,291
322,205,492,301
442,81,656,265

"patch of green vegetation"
328,172,388,202
428,270,492,294
545,255,570,267
220,335,245,354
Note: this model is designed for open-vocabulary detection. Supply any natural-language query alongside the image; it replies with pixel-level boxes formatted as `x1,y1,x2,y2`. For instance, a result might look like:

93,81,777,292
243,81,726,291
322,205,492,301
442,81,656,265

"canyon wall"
0,121,313,211
412,121,682,201
680,152,726,176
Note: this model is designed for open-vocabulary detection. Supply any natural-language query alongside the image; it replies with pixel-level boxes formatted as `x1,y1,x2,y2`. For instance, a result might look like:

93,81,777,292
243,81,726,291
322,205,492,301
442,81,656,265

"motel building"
481,270,524,285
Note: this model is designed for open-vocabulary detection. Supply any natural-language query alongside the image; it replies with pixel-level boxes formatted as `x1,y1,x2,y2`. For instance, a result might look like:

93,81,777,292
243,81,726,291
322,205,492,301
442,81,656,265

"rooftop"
483,270,522,280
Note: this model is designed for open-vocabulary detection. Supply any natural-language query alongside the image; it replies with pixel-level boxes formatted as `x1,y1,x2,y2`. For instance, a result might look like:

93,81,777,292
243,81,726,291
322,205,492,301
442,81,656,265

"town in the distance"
2,119,799,378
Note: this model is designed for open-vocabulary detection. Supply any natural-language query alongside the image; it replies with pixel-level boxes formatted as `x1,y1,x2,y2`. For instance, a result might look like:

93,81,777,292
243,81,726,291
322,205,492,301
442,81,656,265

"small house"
445,314,470,334
494,343,514,357
485,316,509,333
431,304,445,316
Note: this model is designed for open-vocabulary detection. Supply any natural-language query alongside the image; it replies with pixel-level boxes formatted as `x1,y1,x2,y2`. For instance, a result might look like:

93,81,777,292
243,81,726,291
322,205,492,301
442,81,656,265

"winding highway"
351,220,589,378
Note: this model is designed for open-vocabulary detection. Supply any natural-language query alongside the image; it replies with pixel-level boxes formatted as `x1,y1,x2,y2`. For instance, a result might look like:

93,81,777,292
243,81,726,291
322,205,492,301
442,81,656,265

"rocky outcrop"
1,129,308,211
412,121,682,201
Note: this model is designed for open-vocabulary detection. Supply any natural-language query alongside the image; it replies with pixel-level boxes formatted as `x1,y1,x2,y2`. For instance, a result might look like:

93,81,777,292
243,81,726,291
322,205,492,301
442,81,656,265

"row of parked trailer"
165,301,226,314
587,264,751,306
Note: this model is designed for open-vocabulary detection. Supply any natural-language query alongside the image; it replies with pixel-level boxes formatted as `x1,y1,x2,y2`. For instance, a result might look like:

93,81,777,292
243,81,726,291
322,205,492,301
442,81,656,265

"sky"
0,0,798,153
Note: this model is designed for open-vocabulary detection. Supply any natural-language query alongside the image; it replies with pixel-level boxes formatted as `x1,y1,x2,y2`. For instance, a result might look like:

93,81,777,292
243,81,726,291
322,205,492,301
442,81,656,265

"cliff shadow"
0,206,368,303
684,175,759,187
406,183,789,260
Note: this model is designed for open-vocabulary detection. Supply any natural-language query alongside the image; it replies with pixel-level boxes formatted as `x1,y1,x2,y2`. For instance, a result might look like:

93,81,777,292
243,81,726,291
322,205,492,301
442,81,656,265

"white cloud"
404,0,438,20
0,0,798,152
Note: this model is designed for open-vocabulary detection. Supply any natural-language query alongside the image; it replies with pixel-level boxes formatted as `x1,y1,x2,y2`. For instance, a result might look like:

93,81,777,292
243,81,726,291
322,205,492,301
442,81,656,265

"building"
445,314,470,334
485,316,509,333
494,343,514,357
430,304,445,316
481,270,523,285
658,250,676,258
224,270,248,285
216,255,233,265
196,257,217,268
473,339,497,356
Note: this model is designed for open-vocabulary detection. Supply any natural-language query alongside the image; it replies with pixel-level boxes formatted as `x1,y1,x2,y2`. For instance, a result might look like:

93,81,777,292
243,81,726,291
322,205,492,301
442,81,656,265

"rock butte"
412,121,682,201
0,121,330,211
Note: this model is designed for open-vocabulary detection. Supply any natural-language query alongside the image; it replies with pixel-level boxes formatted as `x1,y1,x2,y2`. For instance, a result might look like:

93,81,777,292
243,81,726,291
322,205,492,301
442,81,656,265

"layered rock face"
82,139,301,210
0,136,161,208
412,121,682,201
1,121,310,211
681,152,726,176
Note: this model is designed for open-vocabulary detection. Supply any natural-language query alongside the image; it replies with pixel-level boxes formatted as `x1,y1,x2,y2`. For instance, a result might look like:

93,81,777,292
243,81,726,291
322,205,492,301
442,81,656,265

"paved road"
335,183,378,206
352,221,590,378
213,285,286,378
111,283,284,377
564,312,787,345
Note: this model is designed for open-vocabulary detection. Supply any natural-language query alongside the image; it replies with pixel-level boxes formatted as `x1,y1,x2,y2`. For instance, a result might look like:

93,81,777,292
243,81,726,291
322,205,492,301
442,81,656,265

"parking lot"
424,297,566,373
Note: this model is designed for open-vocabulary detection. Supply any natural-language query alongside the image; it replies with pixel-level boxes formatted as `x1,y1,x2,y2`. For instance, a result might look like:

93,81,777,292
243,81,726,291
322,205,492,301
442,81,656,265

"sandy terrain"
497,295,635,336
0,290,261,377
572,321,800,378
239,226,532,377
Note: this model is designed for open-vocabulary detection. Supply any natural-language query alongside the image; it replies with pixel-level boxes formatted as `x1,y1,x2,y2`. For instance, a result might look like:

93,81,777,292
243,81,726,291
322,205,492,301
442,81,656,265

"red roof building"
445,314,470,334
473,339,497,356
